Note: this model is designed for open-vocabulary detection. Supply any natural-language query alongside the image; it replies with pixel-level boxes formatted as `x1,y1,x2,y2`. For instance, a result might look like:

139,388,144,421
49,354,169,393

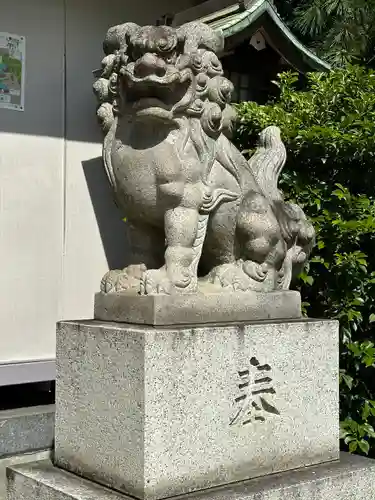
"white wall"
0,0,194,368
61,0,194,320
0,0,64,364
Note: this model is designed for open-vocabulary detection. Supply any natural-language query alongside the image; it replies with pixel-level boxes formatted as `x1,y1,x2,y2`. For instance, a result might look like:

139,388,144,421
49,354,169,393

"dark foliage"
235,66,375,456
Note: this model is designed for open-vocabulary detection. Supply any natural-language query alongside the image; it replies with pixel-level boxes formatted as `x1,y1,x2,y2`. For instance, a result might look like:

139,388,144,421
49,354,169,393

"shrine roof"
173,0,331,73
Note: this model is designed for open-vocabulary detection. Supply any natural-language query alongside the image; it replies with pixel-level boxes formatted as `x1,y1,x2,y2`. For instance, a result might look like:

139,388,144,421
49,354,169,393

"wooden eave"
173,0,331,73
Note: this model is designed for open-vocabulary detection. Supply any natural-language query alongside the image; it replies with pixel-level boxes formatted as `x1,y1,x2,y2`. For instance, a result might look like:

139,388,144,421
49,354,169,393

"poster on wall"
0,32,25,111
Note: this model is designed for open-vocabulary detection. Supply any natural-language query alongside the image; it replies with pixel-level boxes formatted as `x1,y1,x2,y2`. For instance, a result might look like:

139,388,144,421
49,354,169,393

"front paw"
100,264,147,294
140,266,196,295
140,268,172,295
242,261,268,282
207,263,252,291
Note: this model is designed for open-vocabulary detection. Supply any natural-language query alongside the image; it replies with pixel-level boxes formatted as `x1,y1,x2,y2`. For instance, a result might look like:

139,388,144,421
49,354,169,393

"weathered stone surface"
0,451,51,500
0,406,54,458
94,290,302,325
54,319,339,500
7,454,375,500
7,461,124,500
93,21,315,301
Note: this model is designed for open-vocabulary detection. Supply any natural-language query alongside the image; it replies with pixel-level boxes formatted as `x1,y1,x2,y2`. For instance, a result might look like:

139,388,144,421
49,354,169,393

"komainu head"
93,21,236,138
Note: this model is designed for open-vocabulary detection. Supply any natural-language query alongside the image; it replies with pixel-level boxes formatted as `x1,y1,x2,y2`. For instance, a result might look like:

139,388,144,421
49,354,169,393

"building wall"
0,0,64,365
61,0,196,320
0,0,193,371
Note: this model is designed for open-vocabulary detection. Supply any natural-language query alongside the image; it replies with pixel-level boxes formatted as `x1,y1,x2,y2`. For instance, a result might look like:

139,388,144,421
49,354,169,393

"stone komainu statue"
93,21,315,296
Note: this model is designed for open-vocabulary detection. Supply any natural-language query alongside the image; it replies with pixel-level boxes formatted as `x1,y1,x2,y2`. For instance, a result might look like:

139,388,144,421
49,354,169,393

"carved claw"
140,266,198,295
141,268,173,295
101,270,122,293
166,263,196,290
207,263,252,291
242,261,268,282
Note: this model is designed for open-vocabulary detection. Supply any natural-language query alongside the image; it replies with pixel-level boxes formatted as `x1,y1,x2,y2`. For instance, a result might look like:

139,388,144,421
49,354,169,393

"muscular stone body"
93,21,315,295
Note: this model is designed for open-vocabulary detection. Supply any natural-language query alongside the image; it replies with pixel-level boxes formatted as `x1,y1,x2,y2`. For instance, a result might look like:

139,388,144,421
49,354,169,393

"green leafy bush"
234,65,375,456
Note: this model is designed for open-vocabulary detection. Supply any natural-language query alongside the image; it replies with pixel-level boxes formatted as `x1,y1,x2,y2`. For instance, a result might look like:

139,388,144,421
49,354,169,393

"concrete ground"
0,450,51,500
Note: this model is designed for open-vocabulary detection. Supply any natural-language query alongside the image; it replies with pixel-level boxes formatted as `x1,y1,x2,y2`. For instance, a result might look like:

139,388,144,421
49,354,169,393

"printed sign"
0,32,25,111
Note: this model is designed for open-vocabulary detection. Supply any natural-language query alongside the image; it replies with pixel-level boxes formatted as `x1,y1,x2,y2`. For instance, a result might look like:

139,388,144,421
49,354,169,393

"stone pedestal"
94,290,302,325
6,317,375,500
53,319,339,500
7,454,375,500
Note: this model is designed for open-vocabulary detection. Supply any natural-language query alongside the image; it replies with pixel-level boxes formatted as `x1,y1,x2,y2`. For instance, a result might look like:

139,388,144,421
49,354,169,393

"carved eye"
164,53,176,65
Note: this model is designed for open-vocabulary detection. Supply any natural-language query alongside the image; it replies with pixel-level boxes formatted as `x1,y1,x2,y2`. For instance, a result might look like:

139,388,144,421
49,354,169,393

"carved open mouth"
123,69,190,112
128,83,177,111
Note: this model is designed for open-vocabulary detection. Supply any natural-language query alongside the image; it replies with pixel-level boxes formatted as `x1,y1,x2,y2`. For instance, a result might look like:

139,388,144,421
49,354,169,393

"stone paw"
242,260,268,282
207,263,253,292
140,268,173,295
166,263,197,292
140,266,197,295
100,264,147,294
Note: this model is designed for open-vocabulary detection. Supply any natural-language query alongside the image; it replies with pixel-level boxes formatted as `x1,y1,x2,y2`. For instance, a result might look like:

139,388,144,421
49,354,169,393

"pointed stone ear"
177,21,224,55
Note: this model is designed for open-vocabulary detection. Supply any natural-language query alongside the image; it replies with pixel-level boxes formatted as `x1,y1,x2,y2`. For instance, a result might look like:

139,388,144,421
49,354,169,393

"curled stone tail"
248,126,286,203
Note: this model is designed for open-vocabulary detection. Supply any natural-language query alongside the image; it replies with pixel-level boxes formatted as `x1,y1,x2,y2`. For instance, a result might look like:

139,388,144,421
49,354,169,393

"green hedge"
234,65,375,456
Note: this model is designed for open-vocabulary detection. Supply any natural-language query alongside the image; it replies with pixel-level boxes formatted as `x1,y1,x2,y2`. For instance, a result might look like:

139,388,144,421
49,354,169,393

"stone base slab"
94,290,302,325
1,451,51,500
54,319,338,500
7,455,375,500
0,406,54,458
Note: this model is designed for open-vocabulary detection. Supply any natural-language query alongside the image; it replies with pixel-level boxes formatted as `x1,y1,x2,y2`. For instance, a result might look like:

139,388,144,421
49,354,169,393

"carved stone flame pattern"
230,357,280,426
93,21,315,296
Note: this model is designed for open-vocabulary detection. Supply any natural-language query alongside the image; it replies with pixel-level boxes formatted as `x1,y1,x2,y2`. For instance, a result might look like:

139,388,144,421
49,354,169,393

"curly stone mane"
93,22,236,140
